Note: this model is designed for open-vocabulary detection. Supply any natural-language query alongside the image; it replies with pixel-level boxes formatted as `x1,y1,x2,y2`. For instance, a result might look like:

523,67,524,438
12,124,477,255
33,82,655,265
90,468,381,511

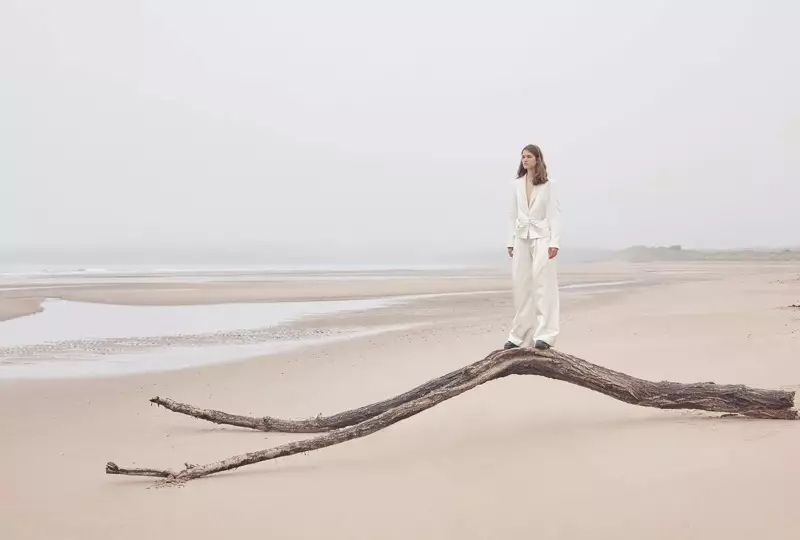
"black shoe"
534,340,551,350
503,341,519,349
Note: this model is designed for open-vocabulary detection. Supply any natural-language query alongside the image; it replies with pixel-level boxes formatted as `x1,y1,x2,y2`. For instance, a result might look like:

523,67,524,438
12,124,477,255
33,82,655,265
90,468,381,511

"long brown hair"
516,144,548,185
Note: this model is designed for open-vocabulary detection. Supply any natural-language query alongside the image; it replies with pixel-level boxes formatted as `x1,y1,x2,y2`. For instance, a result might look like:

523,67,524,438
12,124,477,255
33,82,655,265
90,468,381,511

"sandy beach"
2,261,800,539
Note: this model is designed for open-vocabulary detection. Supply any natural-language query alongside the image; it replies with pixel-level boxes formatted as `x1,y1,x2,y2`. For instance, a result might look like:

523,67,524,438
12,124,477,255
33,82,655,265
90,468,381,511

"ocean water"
0,263,498,290
0,262,475,280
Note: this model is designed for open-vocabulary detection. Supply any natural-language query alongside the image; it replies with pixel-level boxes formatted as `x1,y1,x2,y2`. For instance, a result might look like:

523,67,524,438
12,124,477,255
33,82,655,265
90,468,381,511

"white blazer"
507,177,561,249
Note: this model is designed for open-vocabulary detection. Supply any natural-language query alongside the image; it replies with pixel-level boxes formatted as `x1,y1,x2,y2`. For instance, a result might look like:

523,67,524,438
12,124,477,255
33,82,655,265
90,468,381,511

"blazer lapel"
527,180,541,210
517,177,528,211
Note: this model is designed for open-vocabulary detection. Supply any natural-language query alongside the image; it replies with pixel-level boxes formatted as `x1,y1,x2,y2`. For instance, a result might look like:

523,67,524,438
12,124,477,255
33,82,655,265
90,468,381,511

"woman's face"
521,150,537,171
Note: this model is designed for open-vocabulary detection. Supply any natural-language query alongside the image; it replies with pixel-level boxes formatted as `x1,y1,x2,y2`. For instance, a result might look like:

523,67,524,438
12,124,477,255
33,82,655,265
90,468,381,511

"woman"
504,144,561,350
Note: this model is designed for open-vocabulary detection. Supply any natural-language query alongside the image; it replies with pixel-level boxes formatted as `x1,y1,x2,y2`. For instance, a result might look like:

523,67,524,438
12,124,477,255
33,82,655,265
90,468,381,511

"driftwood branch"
150,348,798,431
104,462,173,478
107,347,797,484
149,354,499,432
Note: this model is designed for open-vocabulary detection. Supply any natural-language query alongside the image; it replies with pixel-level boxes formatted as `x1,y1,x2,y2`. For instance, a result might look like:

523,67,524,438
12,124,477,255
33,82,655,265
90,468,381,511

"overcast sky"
2,0,798,254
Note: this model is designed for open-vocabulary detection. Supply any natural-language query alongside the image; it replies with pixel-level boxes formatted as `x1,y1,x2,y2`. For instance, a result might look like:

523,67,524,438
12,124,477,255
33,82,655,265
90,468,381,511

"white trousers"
508,236,560,347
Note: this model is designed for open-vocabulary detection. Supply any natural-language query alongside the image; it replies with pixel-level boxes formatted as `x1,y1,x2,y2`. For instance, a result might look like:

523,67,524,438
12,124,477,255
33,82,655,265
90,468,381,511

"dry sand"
2,262,800,539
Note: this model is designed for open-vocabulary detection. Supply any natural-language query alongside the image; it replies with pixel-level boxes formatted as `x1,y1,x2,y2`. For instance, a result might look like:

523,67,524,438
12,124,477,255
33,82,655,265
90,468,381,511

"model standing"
504,144,561,350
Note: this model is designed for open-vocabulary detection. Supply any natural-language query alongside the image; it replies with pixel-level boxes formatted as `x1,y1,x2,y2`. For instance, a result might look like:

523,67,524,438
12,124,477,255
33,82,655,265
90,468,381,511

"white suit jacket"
507,178,561,249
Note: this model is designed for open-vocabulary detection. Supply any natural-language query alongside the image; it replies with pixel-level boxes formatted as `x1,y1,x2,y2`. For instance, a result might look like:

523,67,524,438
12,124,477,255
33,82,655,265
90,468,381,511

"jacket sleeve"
547,182,561,249
507,182,517,248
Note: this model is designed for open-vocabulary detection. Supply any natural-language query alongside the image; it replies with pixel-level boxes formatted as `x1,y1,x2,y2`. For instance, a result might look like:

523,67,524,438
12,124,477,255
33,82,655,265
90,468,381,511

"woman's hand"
548,247,559,259
507,247,514,258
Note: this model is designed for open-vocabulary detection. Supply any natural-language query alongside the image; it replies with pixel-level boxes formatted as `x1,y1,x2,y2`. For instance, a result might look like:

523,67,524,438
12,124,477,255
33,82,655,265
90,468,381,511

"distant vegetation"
613,245,800,262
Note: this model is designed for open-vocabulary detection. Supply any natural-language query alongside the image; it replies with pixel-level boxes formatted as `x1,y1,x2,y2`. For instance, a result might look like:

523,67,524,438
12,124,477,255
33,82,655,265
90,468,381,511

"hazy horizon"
3,0,798,256
1,242,798,271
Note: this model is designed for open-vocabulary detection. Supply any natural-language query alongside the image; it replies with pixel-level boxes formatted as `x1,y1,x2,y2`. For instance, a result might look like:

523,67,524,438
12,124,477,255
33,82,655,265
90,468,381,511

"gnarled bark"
149,353,500,432
105,462,173,478
107,347,797,484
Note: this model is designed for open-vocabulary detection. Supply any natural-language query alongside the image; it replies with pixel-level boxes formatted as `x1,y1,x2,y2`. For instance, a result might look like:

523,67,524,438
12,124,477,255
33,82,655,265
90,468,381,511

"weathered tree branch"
149,353,499,432
108,350,513,483
104,462,173,478
107,347,797,484
149,348,798,432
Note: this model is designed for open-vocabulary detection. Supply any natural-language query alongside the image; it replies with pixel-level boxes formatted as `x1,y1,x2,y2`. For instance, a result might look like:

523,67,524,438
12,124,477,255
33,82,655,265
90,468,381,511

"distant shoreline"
2,245,799,272
612,245,800,262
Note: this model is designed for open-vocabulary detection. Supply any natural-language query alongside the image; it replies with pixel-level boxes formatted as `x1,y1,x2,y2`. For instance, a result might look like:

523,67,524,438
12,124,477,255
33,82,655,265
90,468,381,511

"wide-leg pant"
507,236,560,347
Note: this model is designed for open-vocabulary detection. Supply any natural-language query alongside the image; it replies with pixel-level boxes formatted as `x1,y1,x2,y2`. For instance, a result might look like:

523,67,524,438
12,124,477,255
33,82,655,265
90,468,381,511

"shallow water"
0,324,418,379
0,281,634,379
0,297,402,379
0,298,390,347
